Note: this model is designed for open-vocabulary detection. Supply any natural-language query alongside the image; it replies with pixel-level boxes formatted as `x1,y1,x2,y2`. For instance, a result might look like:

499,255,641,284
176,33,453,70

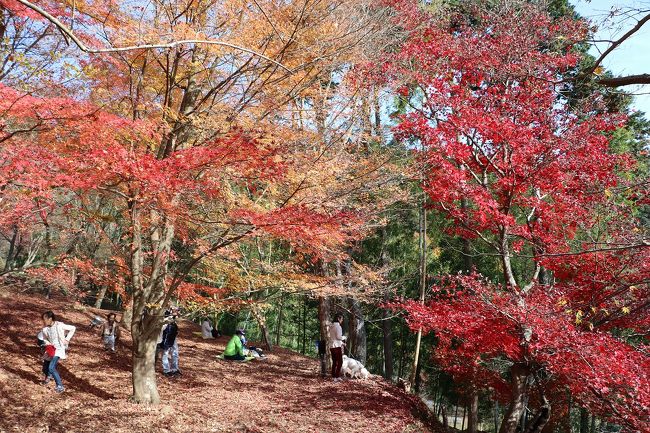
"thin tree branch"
14,0,292,72
583,12,650,78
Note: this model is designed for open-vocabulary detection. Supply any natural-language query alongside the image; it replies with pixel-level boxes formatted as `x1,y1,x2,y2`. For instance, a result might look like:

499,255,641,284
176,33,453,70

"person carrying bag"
40,311,76,393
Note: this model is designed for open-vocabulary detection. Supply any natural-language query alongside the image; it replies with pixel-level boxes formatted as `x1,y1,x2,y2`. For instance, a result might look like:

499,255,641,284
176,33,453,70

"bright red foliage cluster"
400,273,649,431
372,2,649,431
0,82,358,302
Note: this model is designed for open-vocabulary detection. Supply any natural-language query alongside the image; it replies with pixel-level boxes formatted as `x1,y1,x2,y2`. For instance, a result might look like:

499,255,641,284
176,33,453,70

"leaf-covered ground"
0,290,437,433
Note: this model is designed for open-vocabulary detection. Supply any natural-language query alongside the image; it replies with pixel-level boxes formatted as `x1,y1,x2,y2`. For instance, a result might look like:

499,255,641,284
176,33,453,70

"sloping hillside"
0,289,437,433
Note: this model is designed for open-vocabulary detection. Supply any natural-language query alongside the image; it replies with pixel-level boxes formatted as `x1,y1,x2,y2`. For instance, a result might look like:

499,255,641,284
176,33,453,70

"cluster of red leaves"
234,204,362,259
368,5,630,248
25,255,126,297
398,273,649,432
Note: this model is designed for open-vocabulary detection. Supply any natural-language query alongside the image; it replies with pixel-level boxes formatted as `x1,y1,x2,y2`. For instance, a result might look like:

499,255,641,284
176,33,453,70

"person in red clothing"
328,313,346,382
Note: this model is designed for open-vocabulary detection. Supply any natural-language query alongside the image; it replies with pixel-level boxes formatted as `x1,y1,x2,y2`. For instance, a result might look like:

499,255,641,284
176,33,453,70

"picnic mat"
216,354,255,362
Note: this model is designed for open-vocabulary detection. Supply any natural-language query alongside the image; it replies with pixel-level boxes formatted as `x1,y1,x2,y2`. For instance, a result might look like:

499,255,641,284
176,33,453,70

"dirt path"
0,291,435,433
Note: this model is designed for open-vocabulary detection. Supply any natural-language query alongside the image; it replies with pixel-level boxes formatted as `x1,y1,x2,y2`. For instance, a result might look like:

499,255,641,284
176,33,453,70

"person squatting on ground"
159,307,181,376
40,311,76,393
99,313,120,352
223,329,247,361
328,313,346,382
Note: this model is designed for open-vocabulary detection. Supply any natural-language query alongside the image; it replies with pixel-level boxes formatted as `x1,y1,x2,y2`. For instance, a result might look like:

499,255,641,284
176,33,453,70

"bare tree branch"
597,73,650,87
583,12,650,79
13,0,292,72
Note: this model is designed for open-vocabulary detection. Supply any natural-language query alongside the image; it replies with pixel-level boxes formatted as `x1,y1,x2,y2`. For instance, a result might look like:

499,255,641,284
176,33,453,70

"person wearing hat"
223,329,246,361
159,307,181,376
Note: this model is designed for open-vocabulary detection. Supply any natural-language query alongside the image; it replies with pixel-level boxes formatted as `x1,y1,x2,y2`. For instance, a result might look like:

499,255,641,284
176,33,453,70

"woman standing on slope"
41,311,76,393
328,313,346,382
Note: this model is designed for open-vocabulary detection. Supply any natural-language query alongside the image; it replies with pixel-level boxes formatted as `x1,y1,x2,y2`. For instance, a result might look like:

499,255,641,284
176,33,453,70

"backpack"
161,322,178,349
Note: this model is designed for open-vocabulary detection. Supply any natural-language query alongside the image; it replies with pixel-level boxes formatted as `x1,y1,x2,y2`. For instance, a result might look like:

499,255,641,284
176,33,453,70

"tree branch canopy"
13,0,293,72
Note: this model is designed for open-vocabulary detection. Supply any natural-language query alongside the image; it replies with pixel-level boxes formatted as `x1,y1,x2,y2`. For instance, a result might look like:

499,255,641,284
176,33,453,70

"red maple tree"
370,2,649,432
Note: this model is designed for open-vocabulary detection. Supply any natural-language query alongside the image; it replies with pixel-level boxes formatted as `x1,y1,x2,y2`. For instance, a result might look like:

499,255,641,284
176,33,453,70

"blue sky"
572,0,650,115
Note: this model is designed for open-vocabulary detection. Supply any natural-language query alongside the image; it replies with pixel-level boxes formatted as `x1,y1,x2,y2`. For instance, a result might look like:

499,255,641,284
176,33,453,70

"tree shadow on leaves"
56,363,116,400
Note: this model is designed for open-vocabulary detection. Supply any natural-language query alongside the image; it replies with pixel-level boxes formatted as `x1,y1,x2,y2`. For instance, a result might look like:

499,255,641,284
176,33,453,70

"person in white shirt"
40,310,76,393
328,313,346,382
201,319,214,339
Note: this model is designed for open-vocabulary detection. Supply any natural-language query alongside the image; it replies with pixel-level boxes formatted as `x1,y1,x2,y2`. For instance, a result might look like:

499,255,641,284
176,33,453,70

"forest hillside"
0,288,437,433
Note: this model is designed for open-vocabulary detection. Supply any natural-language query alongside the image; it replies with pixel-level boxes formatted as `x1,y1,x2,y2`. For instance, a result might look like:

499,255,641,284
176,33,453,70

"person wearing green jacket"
223,329,246,361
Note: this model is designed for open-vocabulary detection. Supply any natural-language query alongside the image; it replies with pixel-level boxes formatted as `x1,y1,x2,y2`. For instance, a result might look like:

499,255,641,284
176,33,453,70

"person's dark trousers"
42,360,50,378
330,347,343,378
317,340,327,377
224,354,246,361
319,352,327,377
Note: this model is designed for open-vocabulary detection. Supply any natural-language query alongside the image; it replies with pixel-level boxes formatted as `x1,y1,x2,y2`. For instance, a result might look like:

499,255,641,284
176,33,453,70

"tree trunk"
382,305,394,380
565,395,572,433
468,390,479,433
414,353,424,393
410,187,427,389
524,397,551,433
252,308,273,352
500,228,519,290
398,324,406,378
131,331,160,404
275,293,285,346
373,87,381,133
301,296,307,354
462,405,467,431
3,225,18,272
461,197,473,272
442,406,449,430
318,295,331,374
589,415,596,433
259,321,273,352
121,297,133,328
348,298,366,364
126,202,174,404
579,408,589,433
499,364,530,433
380,227,394,381
94,284,109,309
541,417,556,433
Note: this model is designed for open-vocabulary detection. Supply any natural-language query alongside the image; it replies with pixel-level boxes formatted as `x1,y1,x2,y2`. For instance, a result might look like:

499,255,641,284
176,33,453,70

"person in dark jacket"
159,308,181,376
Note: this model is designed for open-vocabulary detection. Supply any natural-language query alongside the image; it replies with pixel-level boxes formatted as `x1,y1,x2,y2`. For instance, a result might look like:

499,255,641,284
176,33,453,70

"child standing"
40,311,76,393
100,313,120,352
